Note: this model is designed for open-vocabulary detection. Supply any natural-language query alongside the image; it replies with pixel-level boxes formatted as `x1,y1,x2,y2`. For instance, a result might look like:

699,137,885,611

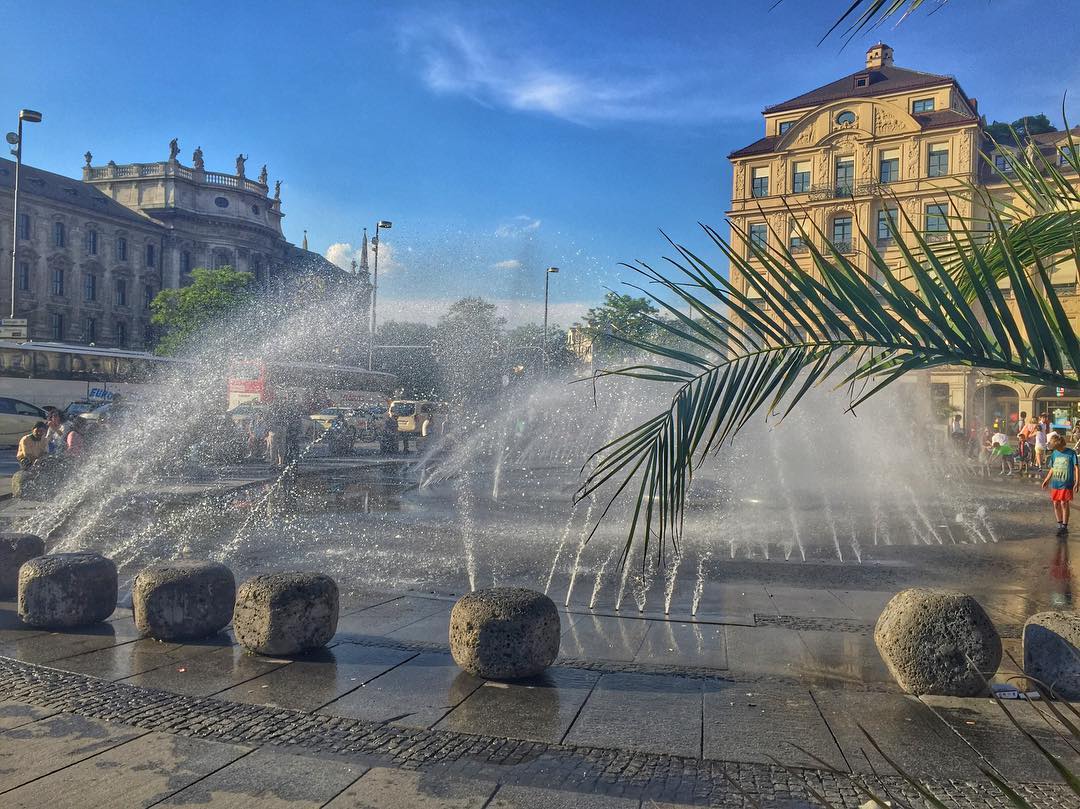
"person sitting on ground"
65,417,86,456
1042,432,1080,537
44,407,68,455
16,421,49,470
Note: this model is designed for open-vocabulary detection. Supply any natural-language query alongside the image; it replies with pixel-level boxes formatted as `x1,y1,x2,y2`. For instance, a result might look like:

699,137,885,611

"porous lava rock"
18,552,117,628
133,560,235,641
449,587,560,679
1024,611,1080,700
874,588,1001,696
233,572,338,656
0,532,44,598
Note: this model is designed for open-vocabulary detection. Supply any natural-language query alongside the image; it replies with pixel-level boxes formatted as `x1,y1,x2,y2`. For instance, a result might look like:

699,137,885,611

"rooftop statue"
193,146,204,171
236,153,248,177
258,164,268,185
84,151,92,167
169,138,180,161
274,179,281,200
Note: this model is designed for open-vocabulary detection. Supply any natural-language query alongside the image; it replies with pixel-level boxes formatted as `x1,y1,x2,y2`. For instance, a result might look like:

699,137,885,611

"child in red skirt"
1042,432,1080,537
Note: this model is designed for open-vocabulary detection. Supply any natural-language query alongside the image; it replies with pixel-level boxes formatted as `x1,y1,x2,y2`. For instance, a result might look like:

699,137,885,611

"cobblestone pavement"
1,656,1076,808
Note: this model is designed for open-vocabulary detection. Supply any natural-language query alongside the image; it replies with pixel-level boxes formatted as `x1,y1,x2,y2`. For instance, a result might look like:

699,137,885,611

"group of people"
240,403,308,470
13,407,89,497
952,411,1080,537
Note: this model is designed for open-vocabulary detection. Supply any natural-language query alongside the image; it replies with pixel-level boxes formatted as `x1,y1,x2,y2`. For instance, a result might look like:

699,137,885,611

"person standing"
1035,419,1050,471
1043,432,1080,537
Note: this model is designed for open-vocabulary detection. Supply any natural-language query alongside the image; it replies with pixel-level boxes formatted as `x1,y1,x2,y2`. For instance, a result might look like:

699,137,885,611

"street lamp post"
367,219,392,371
543,266,559,372
8,109,42,321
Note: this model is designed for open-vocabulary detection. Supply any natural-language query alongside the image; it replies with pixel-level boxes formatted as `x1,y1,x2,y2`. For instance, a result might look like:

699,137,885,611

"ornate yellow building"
728,43,1080,433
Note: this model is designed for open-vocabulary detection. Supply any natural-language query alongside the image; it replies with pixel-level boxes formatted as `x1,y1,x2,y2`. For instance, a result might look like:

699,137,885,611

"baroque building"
727,43,1080,432
0,141,370,351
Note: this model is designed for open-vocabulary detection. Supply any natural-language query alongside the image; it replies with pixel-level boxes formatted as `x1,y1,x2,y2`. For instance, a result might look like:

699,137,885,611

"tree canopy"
985,114,1057,146
149,267,254,355
375,320,439,399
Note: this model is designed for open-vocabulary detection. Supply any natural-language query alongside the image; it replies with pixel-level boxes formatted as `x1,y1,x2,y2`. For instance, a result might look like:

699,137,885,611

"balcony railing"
85,162,267,195
789,242,809,254
924,232,950,243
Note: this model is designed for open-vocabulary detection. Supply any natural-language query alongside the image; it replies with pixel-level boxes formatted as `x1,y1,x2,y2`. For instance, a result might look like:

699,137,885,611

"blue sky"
3,0,1077,324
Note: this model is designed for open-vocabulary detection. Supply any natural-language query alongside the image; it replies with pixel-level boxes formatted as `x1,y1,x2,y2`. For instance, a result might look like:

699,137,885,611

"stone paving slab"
722,625,812,680
488,783,643,808
0,699,55,730
562,672,703,759
559,612,650,662
325,765,497,808
386,609,453,645
762,585,858,619
153,746,366,807
56,634,231,682
320,651,484,729
795,628,894,685
216,642,417,711
634,620,728,670
335,596,452,638
0,728,251,808
0,617,143,664
121,644,289,697
0,711,145,792
703,682,845,770
437,666,600,744
694,583,779,617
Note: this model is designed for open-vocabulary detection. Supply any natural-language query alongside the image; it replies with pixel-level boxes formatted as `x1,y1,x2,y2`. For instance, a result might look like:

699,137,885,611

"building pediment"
776,98,920,152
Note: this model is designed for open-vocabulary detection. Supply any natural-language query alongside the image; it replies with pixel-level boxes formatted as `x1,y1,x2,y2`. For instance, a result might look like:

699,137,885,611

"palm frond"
811,0,947,44
578,171,1080,567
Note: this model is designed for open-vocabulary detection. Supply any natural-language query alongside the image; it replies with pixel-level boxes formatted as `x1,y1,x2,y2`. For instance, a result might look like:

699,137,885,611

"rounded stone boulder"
0,532,45,598
233,572,338,656
133,560,236,641
874,588,1001,696
1024,611,1080,700
18,552,118,629
449,587,560,680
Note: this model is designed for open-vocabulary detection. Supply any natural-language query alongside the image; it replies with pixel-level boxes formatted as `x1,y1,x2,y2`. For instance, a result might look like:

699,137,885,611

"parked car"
0,397,47,446
309,407,359,455
62,400,100,420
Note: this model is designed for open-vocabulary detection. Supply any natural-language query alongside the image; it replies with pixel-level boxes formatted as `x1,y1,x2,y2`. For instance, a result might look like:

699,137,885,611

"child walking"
1042,433,1080,536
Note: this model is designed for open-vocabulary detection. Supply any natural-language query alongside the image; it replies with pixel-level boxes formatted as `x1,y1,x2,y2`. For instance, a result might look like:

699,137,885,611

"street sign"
0,318,28,340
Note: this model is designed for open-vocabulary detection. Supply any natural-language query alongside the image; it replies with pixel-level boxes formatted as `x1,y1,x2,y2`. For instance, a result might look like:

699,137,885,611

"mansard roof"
0,157,161,229
764,64,967,114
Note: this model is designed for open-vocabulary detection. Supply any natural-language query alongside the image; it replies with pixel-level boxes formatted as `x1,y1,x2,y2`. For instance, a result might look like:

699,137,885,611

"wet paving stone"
122,644,288,697
320,652,483,729
324,766,496,808
386,609,453,645
438,666,600,744
634,620,728,670
703,681,845,770
722,625,811,680
562,672,702,758
762,585,858,619
217,643,417,711
794,628,894,685
559,613,650,662
488,783,643,808
57,634,232,682
0,712,145,792
0,618,143,665
335,596,452,639
154,746,365,807
0,730,251,808
0,699,55,730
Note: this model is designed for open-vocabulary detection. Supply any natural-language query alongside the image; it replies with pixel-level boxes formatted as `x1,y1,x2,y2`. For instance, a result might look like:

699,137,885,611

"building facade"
1,141,370,351
727,44,1080,432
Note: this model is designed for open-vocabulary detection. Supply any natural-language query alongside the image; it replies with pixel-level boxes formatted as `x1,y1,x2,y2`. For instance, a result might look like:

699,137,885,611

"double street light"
542,266,559,372
367,219,392,371
8,108,42,320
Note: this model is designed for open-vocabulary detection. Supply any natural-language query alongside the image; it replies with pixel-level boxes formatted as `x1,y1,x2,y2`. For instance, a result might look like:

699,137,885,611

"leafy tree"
375,320,439,399
985,114,1057,146
149,267,254,355
434,297,507,405
505,322,577,374
579,292,665,364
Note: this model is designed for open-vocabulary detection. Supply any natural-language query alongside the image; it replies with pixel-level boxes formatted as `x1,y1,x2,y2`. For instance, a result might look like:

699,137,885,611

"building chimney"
866,42,894,69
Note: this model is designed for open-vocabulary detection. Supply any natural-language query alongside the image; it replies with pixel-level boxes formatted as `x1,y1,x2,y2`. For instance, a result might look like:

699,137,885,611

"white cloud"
378,296,589,327
396,18,727,125
494,215,541,239
492,259,522,270
324,240,402,275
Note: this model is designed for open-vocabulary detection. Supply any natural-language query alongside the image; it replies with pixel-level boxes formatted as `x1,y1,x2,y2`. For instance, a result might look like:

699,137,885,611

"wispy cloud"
325,240,403,274
492,259,522,270
494,215,541,239
395,17,728,125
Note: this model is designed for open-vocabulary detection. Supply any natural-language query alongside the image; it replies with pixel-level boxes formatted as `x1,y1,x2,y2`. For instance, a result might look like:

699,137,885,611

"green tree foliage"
579,292,664,364
375,320,439,399
505,323,577,373
985,113,1057,146
149,267,254,355
434,297,507,405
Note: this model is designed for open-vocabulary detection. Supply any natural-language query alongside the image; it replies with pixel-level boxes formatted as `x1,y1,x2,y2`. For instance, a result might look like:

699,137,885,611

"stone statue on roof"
169,138,180,161
84,151,92,167
258,164,268,185
274,179,281,200
193,146,204,171
235,153,248,177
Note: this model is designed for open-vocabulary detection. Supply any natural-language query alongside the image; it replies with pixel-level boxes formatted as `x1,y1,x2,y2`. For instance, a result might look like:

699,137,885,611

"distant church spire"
302,229,308,251
360,228,369,273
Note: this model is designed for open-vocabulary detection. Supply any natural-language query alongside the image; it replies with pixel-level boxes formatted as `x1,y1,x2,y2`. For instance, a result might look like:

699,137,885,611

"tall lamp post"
542,266,559,372
367,219,392,370
8,109,42,320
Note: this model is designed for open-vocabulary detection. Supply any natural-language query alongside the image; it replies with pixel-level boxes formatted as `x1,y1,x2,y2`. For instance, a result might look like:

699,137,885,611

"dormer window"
854,73,870,88
912,98,935,113
778,121,793,136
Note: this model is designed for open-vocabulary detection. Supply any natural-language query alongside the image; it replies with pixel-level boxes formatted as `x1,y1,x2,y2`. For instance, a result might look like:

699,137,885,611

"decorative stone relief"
905,141,920,178
874,107,904,135
734,165,746,199
793,125,814,147
773,159,786,195
958,135,972,174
